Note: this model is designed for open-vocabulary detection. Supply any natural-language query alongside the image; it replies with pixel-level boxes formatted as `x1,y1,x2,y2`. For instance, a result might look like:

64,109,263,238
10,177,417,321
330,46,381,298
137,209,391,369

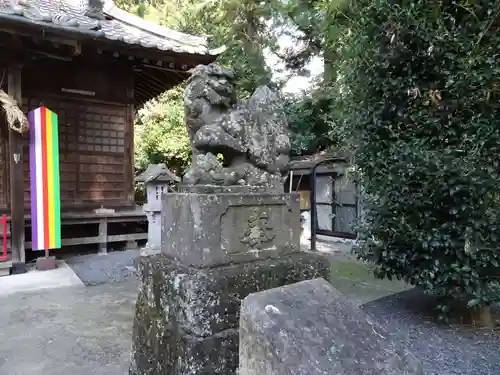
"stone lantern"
136,164,180,254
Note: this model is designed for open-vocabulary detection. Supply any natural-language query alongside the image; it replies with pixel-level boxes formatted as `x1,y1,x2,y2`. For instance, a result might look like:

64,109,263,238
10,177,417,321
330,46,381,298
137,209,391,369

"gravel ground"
63,245,500,374
316,238,500,375
363,289,500,375
65,249,139,286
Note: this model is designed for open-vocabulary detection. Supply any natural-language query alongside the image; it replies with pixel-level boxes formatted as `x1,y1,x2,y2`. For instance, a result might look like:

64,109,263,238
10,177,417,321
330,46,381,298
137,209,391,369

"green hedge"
332,0,500,312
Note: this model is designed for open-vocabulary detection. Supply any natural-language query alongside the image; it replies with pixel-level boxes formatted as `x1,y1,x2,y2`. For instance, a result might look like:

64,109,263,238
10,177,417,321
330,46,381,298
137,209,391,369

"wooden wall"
0,60,135,211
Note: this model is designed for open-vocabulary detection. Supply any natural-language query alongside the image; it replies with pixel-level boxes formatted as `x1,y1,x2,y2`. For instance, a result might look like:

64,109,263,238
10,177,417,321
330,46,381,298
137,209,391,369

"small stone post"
136,164,179,255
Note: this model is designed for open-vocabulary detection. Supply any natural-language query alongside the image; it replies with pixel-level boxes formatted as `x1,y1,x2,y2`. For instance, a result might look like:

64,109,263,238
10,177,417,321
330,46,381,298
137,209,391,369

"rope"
0,89,28,134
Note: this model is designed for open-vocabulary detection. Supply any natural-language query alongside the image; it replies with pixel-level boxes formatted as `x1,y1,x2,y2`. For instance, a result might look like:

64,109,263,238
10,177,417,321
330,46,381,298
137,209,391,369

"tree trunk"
242,10,271,88
323,48,337,84
471,305,495,328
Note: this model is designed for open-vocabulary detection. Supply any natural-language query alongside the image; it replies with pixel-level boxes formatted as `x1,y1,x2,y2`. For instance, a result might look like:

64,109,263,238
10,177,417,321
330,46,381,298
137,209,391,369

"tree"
264,0,353,156
134,86,191,176
130,0,280,174
284,91,337,156
332,0,500,324
123,0,339,166
176,0,276,97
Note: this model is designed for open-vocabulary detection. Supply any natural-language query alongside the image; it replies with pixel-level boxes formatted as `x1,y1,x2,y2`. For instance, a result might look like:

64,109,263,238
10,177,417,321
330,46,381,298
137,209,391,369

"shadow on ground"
363,289,500,375
328,254,500,375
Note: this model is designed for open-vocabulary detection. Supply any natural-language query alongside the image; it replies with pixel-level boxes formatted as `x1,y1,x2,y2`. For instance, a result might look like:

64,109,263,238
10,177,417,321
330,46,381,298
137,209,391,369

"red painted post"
0,214,8,261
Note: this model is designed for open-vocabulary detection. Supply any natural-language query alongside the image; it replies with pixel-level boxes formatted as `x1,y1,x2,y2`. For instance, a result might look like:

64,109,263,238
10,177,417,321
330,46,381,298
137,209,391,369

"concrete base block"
36,256,58,271
10,262,27,275
0,261,12,277
124,240,138,251
139,245,160,257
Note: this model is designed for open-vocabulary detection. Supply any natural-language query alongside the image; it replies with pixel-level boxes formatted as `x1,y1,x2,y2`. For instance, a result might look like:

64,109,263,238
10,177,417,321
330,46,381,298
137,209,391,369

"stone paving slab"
65,250,140,286
0,281,138,375
0,260,84,298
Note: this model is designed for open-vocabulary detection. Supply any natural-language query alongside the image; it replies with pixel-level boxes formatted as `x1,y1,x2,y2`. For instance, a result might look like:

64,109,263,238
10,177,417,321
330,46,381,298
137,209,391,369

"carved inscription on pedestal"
239,209,276,249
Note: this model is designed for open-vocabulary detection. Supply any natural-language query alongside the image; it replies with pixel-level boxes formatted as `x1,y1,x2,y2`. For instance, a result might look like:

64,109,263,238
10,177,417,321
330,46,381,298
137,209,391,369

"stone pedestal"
129,253,330,375
130,186,330,375
162,186,301,267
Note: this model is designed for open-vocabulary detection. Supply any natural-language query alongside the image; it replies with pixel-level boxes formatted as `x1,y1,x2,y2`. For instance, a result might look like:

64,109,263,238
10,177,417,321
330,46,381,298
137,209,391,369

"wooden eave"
0,21,219,105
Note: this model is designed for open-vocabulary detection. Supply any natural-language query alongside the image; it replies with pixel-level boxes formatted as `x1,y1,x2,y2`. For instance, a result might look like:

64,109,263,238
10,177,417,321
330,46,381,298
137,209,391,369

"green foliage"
123,0,282,171
123,0,338,168
284,91,337,156
332,0,500,311
134,86,190,175
114,0,194,26
176,0,276,97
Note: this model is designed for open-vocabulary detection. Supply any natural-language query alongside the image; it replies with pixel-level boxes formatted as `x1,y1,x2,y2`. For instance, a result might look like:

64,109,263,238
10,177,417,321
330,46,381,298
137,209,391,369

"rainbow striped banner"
28,107,61,251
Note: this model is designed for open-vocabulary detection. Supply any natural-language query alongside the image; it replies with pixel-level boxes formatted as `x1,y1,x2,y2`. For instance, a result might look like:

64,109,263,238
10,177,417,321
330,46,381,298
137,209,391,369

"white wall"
315,175,333,231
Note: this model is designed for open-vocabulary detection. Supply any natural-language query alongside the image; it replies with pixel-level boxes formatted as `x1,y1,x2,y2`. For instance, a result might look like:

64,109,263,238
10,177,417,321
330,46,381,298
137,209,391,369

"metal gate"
310,157,357,250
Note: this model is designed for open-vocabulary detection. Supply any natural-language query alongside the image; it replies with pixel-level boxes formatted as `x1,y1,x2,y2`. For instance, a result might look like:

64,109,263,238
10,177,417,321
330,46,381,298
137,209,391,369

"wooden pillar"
125,74,134,205
7,63,26,272
124,103,134,204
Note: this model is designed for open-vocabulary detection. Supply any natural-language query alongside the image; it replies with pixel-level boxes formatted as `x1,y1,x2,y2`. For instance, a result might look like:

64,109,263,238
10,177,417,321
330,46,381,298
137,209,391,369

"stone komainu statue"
182,63,291,190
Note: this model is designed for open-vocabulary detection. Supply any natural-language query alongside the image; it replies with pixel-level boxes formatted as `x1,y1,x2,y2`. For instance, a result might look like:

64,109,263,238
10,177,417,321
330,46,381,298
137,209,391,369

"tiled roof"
136,164,180,183
0,0,223,56
290,152,349,171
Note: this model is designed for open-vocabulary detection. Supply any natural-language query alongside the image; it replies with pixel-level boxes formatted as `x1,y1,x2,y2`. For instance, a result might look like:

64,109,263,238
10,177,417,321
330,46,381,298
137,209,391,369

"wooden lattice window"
78,104,125,153
21,95,129,206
